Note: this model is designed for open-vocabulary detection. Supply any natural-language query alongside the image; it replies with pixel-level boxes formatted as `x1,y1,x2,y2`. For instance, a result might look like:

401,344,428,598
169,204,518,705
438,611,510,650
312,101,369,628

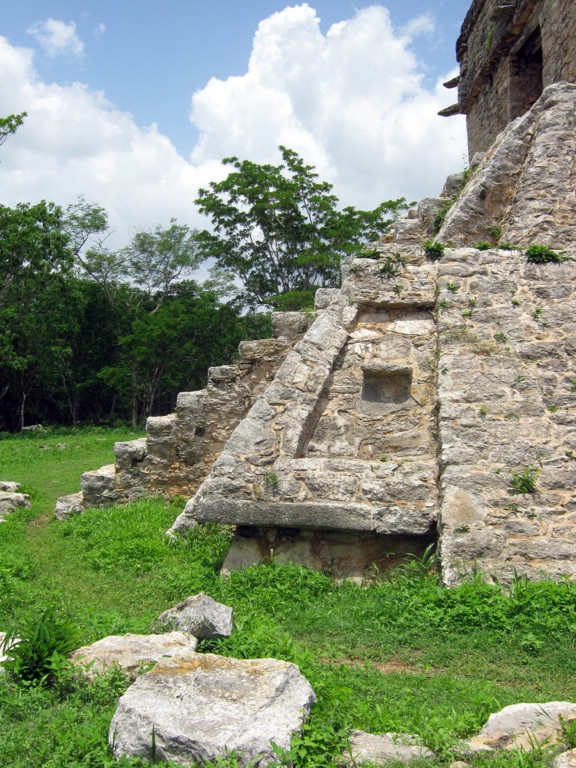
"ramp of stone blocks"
55,313,312,516
171,248,441,539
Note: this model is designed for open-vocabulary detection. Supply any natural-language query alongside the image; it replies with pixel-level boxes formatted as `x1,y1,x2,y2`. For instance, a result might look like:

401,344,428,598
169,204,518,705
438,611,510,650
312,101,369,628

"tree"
195,146,408,309
0,112,26,150
0,201,77,429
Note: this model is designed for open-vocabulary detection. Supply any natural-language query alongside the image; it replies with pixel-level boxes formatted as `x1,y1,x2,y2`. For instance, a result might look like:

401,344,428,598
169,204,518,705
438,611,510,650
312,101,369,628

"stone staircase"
55,312,313,518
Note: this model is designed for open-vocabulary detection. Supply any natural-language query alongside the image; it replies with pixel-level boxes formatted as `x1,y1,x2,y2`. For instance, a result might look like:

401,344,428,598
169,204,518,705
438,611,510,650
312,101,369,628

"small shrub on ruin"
525,244,562,264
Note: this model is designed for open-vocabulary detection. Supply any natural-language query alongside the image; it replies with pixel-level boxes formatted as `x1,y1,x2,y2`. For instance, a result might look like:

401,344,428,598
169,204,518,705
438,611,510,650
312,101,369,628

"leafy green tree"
0,112,26,149
0,202,76,429
195,146,408,309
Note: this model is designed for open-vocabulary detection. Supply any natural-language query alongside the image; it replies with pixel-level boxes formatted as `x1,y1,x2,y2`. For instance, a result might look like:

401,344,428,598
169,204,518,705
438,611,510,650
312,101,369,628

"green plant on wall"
422,241,445,260
525,245,562,264
510,465,540,494
378,252,406,278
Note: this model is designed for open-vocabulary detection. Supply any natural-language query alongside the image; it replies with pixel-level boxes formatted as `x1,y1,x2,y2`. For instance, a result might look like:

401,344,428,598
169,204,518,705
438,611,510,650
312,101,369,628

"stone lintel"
438,103,461,117
193,499,435,536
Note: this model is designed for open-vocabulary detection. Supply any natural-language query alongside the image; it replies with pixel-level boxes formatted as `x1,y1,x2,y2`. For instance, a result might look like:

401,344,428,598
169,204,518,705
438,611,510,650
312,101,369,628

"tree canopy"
195,146,408,309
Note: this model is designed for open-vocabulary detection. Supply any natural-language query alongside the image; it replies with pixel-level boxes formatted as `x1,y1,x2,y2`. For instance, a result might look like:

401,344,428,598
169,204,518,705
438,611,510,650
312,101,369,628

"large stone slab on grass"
0,482,21,492
55,491,84,520
345,730,433,764
109,651,316,767
556,749,576,768
465,702,576,752
0,492,30,520
70,632,198,680
158,593,233,639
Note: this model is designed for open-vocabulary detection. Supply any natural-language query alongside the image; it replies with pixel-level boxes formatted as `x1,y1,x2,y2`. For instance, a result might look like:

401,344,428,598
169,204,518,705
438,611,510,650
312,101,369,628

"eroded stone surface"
55,491,84,520
345,730,433,765
158,594,233,639
464,702,576,752
109,651,316,767
438,84,576,250
556,749,576,768
70,632,198,680
0,491,30,520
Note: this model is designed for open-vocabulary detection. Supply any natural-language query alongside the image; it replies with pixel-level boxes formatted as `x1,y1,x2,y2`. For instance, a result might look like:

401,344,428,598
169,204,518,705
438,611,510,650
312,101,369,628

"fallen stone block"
0,481,21,492
345,730,433,765
70,632,198,680
556,749,576,768
109,651,316,767
0,491,30,520
55,491,84,520
158,593,233,639
464,702,576,752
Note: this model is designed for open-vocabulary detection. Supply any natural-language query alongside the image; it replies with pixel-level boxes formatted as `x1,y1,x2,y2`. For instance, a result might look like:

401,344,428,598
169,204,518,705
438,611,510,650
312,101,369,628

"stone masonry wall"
171,250,440,545
115,313,313,501
437,248,576,584
455,0,576,156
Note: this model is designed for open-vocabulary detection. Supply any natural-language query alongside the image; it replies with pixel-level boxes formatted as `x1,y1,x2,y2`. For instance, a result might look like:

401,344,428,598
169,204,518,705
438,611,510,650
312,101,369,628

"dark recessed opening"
509,28,543,120
194,426,206,437
361,368,412,405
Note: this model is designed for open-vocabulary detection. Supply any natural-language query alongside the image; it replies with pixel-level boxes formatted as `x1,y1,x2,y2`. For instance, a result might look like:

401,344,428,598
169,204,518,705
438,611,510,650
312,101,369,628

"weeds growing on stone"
525,245,562,264
422,241,445,259
510,465,540,494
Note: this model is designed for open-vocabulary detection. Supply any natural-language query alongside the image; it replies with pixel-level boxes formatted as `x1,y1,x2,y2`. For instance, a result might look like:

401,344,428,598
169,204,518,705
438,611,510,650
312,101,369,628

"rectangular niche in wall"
358,365,413,415
509,27,543,121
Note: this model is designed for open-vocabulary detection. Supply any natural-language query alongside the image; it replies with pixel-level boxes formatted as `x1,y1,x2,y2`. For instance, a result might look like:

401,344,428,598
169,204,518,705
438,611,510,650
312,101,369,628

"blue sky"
0,2,469,248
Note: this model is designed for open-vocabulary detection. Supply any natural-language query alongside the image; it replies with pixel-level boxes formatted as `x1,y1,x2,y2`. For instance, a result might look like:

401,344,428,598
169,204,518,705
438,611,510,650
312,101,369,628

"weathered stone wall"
454,0,576,156
437,247,576,584
115,313,312,501
171,254,440,546
438,83,576,252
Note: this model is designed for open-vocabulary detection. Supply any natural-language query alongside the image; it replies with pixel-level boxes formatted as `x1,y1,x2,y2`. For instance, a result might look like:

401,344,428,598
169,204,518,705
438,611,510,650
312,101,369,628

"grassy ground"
1,428,576,768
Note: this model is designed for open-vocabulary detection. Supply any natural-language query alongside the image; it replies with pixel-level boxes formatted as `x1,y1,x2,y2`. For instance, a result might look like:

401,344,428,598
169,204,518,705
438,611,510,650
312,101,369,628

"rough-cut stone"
438,84,576,250
157,594,233,639
81,464,119,508
556,749,576,768
54,491,84,520
109,651,316,767
0,481,21,492
0,491,30,520
345,730,433,765
464,702,576,752
70,632,198,680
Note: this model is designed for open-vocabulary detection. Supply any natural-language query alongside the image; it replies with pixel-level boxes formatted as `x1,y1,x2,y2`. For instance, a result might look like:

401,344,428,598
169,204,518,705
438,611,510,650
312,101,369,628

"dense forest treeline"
1,117,408,431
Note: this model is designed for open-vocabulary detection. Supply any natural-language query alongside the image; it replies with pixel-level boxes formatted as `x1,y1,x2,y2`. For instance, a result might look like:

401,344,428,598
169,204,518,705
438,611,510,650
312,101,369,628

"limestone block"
70,632,198,680
271,311,313,340
109,651,316,767
114,438,147,469
158,594,233,639
146,414,176,438
345,731,433,765
393,218,425,244
417,197,450,233
81,464,118,507
0,492,30,519
465,702,576,752
556,749,576,768
54,491,84,520
0,481,21,492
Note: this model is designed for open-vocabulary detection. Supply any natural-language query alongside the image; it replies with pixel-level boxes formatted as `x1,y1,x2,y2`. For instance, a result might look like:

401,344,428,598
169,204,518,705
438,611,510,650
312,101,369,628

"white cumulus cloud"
191,3,466,207
0,3,467,254
27,18,85,59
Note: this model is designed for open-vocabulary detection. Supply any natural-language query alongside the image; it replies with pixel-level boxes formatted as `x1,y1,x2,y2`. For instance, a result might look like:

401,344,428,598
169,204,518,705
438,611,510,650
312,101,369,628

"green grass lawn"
1,428,575,768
